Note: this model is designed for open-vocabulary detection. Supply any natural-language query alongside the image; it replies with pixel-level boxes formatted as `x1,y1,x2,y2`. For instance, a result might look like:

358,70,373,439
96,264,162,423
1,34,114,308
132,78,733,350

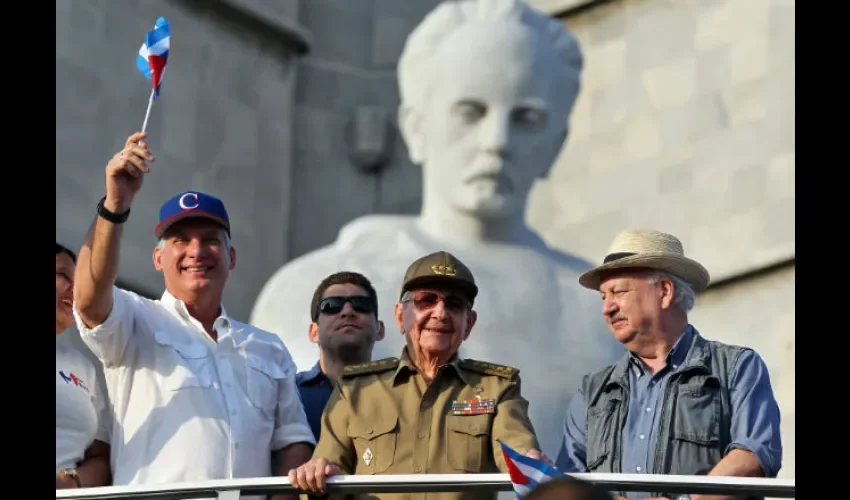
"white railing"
56,473,795,499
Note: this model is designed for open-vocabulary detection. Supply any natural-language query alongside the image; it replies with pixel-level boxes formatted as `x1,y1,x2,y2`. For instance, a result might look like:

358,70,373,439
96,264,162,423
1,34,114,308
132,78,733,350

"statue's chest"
469,256,573,327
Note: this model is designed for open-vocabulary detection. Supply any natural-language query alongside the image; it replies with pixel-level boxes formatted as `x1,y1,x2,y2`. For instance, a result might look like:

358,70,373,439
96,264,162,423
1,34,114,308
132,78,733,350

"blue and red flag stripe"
136,17,170,99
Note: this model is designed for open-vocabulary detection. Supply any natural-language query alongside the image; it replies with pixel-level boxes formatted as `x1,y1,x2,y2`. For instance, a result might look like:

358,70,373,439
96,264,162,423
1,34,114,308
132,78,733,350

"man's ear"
394,303,406,335
228,244,237,271
398,105,426,164
659,279,675,310
152,246,163,272
308,322,320,344
464,310,478,341
376,320,386,341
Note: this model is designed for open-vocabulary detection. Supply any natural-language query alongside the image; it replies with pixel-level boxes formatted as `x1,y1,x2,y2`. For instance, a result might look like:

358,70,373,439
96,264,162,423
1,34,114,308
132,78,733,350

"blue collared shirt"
556,326,782,498
295,362,335,443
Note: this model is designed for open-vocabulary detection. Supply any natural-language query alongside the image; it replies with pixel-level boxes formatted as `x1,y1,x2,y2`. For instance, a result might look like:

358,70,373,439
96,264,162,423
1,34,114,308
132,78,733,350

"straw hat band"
603,252,637,263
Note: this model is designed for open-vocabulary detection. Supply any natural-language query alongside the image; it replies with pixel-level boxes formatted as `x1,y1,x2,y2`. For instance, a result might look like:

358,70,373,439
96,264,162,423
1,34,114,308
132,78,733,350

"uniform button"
639,435,645,440
413,466,421,473
469,425,478,433
645,407,652,413
417,432,426,439
636,466,641,472
367,428,374,435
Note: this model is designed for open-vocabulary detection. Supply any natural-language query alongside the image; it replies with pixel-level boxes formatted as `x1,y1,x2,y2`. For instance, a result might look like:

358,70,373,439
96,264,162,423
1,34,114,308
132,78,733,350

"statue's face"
414,21,574,219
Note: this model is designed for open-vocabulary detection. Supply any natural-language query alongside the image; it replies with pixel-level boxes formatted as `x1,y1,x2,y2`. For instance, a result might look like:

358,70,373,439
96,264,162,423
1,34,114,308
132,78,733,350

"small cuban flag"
499,440,565,498
136,17,170,100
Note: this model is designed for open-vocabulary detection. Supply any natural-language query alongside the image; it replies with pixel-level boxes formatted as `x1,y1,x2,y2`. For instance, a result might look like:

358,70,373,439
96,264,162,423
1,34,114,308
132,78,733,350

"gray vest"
582,329,751,498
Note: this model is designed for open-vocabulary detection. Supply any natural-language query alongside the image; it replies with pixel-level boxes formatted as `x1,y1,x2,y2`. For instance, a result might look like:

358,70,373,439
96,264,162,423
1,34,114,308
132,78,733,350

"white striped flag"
499,440,565,498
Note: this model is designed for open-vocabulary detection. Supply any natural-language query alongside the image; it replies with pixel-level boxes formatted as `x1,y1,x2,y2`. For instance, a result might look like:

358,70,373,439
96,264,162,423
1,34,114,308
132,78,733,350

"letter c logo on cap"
178,193,200,210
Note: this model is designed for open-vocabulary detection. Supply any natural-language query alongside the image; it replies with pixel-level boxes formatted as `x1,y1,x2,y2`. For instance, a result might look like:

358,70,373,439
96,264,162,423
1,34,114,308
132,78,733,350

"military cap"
399,251,479,303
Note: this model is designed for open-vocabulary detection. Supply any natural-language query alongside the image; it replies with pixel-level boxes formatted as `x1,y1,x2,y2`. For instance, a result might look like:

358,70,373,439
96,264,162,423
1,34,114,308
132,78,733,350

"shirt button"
417,432,426,439
234,442,239,449
645,407,652,413
413,466,421,473
639,434,645,440
636,466,642,472
231,410,237,416
367,428,374,435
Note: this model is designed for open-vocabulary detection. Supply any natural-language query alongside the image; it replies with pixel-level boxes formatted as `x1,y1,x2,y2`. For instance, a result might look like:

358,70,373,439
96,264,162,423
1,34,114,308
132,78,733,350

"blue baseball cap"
154,191,231,239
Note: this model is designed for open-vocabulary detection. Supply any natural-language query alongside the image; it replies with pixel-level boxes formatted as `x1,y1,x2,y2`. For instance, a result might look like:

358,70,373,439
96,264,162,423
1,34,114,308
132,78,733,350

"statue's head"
398,0,583,220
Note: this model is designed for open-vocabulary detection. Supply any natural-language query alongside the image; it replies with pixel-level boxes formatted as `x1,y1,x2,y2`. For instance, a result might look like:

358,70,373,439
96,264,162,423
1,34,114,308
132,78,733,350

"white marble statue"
251,0,624,457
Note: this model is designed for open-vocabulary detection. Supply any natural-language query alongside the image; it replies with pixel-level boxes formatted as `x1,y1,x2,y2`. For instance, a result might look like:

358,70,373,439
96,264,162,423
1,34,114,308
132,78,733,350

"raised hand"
104,131,155,213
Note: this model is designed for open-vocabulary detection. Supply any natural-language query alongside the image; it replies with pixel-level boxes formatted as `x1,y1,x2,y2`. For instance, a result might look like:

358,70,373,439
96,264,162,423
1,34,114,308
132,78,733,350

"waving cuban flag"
499,441,565,498
136,17,170,100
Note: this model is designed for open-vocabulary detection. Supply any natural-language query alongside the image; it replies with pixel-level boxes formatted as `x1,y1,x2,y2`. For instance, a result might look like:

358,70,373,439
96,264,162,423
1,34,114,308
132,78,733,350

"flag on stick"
499,441,565,499
136,17,170,132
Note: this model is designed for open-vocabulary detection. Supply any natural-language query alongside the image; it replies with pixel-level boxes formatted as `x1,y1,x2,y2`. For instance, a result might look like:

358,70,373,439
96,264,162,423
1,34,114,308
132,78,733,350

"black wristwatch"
96,196,131,224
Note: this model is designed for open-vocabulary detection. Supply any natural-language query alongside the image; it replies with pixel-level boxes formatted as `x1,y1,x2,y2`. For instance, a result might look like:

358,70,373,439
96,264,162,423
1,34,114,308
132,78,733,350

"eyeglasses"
402,291,469,313
317,296,376,317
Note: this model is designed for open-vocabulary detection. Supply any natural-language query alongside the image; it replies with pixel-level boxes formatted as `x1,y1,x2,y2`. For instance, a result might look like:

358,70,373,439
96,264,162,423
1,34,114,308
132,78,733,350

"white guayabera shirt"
74,288,315,499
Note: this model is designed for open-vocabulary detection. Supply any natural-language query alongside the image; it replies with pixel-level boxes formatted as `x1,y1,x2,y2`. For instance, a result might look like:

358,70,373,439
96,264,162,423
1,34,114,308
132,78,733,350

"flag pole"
141,88,155,133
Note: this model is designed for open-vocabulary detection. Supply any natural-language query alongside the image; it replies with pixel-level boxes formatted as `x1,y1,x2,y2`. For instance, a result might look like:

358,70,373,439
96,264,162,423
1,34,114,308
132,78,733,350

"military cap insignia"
459,358,518,378
341,357,400,378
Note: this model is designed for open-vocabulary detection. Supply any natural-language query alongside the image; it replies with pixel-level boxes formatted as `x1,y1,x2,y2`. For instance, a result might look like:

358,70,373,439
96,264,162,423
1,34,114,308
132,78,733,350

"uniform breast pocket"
246,355,287,419
347,416,398,474
153,330,211,391
672,378,722,445
446,414,491,472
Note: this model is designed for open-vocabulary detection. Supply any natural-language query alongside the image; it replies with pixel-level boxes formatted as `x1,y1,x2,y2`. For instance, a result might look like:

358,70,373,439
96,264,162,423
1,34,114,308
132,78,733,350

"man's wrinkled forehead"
599,268,654,290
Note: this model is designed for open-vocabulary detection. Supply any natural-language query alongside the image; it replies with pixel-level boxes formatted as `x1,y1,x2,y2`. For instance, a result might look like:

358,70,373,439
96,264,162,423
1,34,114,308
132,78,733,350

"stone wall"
287,0,442,259
528,0,795,282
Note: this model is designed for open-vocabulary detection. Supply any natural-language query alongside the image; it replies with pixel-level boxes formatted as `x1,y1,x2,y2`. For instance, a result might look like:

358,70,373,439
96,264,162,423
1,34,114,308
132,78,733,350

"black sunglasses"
317,296,376,317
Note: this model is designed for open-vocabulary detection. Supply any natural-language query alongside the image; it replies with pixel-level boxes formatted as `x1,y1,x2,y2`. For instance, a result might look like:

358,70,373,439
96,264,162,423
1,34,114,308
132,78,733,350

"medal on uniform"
362,447,373,465
451,398,496,415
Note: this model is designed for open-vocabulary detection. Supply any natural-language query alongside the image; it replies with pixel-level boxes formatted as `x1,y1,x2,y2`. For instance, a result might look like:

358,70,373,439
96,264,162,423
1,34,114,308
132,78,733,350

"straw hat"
578,228,710,292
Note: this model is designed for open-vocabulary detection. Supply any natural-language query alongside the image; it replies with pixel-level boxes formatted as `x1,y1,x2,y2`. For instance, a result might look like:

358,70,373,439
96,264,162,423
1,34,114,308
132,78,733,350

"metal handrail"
56,473,796,499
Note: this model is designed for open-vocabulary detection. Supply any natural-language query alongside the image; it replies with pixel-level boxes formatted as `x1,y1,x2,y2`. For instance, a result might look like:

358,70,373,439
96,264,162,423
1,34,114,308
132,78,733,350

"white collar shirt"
73,286,315,494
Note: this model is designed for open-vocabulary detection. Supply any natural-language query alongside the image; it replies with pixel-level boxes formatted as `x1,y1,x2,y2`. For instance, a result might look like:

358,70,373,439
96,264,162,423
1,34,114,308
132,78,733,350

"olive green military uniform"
313,350,538,500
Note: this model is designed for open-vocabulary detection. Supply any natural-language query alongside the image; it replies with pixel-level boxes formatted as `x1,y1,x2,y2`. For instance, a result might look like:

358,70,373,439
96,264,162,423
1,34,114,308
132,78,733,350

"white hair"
646,271,696,313
398,0,583,113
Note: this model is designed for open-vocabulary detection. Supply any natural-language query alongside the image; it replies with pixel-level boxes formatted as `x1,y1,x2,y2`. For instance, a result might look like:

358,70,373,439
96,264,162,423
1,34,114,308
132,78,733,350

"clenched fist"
104,131,155,213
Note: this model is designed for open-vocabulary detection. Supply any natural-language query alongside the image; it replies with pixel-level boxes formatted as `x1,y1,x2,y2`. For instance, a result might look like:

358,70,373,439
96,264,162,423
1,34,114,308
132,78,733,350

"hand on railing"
288,457,343,495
